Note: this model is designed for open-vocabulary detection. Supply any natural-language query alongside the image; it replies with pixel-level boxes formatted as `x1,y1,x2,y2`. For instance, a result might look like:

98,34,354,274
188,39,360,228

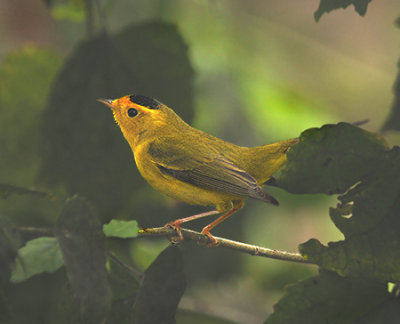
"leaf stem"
138,227,313,264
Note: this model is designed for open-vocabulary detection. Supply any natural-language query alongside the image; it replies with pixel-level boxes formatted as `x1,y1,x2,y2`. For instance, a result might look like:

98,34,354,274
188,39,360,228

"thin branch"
18,226,54,236
138,227,313,264
16,225,312,264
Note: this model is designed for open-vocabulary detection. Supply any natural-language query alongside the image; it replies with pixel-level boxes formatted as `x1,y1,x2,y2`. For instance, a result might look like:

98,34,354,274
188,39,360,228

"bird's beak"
97,98,114,109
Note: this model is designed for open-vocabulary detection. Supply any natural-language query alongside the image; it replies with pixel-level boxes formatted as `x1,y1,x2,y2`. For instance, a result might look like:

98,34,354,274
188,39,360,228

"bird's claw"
201,229,218,247
164,221,184,242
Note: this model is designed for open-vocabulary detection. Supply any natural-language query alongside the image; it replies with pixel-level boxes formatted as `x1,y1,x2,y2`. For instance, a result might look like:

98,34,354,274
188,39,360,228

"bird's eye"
127,108,138,118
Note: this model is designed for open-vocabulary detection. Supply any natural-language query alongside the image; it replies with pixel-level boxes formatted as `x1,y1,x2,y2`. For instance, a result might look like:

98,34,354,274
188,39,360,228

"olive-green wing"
147,139,278,205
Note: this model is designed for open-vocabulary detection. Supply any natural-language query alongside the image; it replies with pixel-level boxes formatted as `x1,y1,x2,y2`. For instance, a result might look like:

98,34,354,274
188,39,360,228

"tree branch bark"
139,227,313,264
17,225,313,264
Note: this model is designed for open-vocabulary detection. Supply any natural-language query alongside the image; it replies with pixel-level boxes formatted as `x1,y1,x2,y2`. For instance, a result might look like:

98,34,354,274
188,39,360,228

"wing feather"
147,139,278,205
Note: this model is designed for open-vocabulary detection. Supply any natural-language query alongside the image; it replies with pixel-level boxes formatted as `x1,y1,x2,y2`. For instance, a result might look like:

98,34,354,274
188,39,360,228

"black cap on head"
129,95,160,109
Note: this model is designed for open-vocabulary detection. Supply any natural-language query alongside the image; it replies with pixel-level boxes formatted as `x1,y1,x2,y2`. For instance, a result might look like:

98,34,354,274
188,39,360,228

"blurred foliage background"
0,0,399,323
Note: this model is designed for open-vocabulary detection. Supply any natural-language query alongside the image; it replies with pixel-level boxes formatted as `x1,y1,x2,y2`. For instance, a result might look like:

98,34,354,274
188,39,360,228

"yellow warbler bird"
98,95,297,245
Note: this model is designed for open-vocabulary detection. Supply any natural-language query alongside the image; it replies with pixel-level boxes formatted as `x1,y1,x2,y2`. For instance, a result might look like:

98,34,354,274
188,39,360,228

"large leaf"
299,147,400,282
265,271,397,324
40,22,194,221
56,196,111,324
107,257,140,324
0,220,19,322
39,33,141,220
276,124,400,281
113,21,195,124
314,0,372,21
11,237,64,283
382,59,400,131
276,123,388,195
133,245,186,324
0,220,19,281
268,123,400,322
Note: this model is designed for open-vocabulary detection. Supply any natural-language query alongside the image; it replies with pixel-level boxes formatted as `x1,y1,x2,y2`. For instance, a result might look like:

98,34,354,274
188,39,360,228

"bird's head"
98,94,179,147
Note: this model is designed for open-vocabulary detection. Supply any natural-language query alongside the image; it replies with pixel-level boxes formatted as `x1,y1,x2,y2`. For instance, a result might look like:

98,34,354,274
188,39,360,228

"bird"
98,94,298,245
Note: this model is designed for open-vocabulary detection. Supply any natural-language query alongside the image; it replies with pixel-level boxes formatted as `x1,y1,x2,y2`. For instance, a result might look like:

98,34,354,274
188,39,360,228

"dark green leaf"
103,219,139,238
55,196,111,324
276,123,388,195
299,147,400,282
381,59,400,131
107,257,140,324
133,245,186,324
358,298,400,324
0,183,48,199
266,271,393,324
0,220,19,281
314,0,372,22
40,22,194,222
11,237,64,283
0,220,19,321
39,33,143,220
113,21,195,124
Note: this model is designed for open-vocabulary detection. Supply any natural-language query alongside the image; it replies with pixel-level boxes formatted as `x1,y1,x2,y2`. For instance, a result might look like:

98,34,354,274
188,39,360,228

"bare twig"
18,226,54,236
16,225,312,264
139,227,313,264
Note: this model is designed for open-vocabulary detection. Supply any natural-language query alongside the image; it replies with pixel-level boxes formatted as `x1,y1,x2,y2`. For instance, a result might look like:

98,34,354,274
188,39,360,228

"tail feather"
249,188,279,206
262,192,279,206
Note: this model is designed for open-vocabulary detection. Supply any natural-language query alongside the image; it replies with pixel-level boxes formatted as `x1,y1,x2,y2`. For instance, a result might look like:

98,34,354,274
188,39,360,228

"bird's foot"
200,228,218,247
164,220,184,242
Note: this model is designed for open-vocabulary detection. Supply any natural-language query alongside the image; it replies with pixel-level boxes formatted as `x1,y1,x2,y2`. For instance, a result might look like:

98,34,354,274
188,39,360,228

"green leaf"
103,219,139,238
113,21,195,125
0,220,19,321
276,123,389,195
11,237,64,283
314,0,372,22
56,196,111,323
133,245,186,324
107,257,140,324
299,147,400,282
265,271,395,324
39,33,143,220
275,122,400,283
278,123,400,282
381,60,400,131
39,23,194,221
0,183,48,199
0,220,19,295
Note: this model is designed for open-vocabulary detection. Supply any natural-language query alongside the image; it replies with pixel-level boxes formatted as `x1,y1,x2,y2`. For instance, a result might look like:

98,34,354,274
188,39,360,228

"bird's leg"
165,209,220,241
201,200,244,246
